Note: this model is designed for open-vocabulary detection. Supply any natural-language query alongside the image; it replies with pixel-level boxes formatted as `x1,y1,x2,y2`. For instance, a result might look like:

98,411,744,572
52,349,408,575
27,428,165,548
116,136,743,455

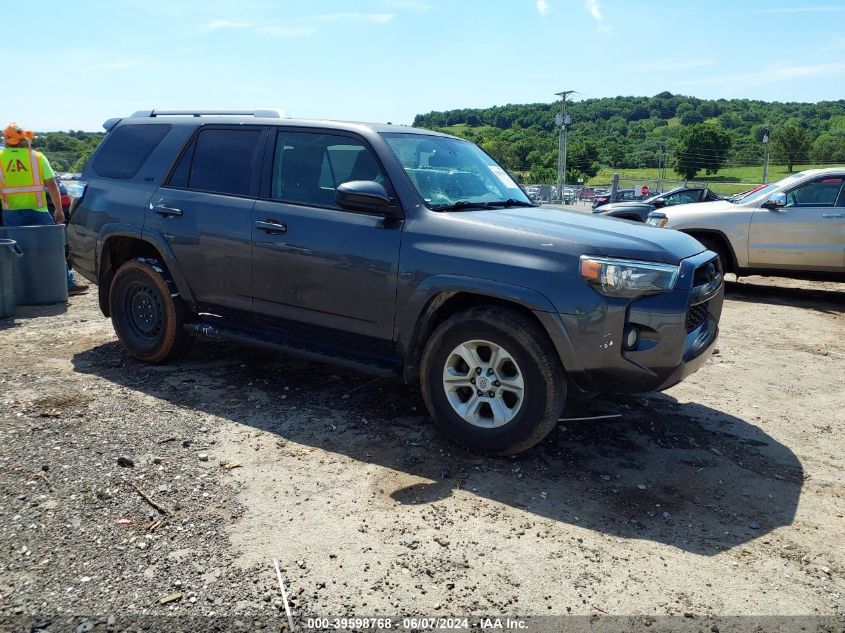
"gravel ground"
0,275,843,632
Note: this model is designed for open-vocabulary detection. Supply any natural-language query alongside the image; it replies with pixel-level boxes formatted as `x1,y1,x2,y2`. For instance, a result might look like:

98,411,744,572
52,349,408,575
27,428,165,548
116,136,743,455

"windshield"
381,133,533,209
729,172,807,203
645,186,684,202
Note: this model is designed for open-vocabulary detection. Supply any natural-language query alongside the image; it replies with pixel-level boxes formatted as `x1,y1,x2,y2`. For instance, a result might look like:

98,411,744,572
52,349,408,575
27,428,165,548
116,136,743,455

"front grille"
686,301,709,332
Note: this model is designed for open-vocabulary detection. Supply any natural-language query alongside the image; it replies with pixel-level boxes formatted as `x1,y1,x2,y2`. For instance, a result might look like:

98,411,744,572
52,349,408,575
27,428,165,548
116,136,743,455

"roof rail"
129,109,284,119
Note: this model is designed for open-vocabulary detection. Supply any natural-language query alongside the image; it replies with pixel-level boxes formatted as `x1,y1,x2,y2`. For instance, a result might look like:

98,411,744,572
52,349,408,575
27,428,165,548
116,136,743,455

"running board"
184,321,399,377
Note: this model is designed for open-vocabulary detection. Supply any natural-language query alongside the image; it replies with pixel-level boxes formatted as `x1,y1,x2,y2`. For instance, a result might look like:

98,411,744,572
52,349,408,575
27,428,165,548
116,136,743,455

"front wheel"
109,258,191,363
420,307,566,455
697,236,732,274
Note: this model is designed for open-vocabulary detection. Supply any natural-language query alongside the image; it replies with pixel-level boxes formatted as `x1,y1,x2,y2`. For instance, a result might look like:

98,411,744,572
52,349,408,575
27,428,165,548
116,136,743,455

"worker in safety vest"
1,122,88,295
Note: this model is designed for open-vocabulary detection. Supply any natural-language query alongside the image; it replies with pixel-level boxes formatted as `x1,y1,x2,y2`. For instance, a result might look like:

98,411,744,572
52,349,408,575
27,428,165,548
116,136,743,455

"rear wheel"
109,258,191,363
420,307,566,455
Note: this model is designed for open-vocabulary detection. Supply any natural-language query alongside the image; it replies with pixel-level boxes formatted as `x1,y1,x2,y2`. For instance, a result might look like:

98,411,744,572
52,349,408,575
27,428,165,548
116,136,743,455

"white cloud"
385,0,432,11
312,12,397,23
196,11,398,39
584,0,611,32
83,58,147,72
197,19,253,34
257,25,317,38
536,0,551,16
630,59,713,72
753,6,845,13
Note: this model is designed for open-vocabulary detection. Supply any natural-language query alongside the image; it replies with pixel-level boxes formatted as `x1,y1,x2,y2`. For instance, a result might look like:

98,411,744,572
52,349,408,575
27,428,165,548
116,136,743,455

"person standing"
0,122,88,295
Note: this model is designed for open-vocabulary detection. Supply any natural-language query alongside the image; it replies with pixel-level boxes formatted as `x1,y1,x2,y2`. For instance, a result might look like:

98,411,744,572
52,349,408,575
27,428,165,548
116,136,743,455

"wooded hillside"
413,93,845,183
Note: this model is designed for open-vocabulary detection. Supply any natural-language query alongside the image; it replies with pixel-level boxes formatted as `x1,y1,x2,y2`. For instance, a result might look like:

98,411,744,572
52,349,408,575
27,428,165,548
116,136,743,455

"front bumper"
542,250,723,395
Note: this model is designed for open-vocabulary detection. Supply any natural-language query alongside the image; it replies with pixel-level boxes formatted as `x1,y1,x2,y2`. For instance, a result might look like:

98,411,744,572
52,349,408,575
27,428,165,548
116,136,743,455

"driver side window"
271,132,386,210
666,190,700,205
785,177,844,208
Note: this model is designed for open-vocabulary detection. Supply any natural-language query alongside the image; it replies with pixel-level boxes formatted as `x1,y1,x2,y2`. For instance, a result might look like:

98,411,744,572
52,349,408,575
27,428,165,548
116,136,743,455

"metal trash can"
0,225,69,305
0,238,23,318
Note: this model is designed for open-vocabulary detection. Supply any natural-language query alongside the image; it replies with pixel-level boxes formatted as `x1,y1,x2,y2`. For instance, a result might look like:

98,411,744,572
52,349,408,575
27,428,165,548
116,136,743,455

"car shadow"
725,279,845,314
72,340,804,556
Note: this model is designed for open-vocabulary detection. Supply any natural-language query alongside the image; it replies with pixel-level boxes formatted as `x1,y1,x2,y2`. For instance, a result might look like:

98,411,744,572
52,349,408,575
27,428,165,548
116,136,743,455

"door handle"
255,219,287,234
822,213,845,218
154,204,183,217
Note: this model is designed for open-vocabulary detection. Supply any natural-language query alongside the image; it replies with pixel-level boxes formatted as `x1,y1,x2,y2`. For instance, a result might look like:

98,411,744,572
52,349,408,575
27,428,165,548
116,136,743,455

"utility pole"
660,128,669,186
762,125,770,183
555,90,574,203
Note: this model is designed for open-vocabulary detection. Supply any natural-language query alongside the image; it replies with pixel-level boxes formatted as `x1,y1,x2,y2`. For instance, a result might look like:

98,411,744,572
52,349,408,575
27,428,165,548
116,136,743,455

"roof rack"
129,109,284,119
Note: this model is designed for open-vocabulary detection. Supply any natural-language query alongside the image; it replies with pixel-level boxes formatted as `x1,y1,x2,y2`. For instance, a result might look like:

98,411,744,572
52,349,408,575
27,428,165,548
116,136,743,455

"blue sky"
8,0,845,131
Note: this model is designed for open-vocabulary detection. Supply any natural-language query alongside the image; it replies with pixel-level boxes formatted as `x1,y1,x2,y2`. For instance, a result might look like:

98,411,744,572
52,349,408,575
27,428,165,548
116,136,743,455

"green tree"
673,123,732,179
811,132,845,163
71,148,95,172
680,110,705,126
568,138,600,178
771,122,812,172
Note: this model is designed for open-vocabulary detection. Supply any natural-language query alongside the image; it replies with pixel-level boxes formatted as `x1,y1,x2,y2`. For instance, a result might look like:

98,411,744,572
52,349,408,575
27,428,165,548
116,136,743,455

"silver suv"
647,168,845,278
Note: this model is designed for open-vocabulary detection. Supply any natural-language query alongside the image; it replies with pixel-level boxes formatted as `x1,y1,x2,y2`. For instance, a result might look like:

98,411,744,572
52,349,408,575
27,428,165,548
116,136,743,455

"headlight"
580,255,679,297
646,214,667,227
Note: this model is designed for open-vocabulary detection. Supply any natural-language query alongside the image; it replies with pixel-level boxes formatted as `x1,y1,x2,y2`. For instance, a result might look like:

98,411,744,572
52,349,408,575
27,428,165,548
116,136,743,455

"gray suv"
67,109,724,455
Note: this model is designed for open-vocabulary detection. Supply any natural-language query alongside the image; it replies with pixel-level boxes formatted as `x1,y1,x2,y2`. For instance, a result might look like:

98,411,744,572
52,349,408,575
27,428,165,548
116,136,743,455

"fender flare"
96,225,197,305
398,274,582,383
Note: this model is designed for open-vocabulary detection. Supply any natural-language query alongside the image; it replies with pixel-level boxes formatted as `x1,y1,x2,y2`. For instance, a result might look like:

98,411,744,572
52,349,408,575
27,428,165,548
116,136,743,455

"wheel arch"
399,277,578,385
679,228,738,273
97,229,195,317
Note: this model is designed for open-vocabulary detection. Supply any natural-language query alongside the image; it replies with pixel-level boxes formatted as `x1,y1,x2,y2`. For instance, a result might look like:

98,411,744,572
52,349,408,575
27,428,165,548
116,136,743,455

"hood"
461,207,706,265
596,201,652,214
661,199,737,220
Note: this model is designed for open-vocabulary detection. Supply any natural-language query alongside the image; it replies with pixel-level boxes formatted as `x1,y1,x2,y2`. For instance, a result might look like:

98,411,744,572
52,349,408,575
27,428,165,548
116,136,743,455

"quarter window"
92,124,171,179
270,132,385,209
169,128,263,196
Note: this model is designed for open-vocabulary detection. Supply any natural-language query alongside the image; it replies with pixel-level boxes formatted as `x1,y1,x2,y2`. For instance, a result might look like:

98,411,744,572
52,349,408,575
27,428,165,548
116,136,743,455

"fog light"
624,325,639,350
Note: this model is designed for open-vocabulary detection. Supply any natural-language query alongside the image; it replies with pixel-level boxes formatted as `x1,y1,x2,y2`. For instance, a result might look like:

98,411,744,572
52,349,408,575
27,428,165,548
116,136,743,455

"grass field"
590,163,845,195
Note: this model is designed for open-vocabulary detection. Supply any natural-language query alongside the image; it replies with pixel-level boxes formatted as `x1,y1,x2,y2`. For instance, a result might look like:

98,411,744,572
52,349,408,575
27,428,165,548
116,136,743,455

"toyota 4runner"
67,109,724,455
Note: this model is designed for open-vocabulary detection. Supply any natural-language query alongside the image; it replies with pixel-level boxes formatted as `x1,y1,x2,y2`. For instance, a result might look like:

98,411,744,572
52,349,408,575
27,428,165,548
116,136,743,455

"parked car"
522,184,543,203
593,186,722,222
647,168,845,279
578,186,595,200
67,109,723,455
46,179,71,220
592,188,637,210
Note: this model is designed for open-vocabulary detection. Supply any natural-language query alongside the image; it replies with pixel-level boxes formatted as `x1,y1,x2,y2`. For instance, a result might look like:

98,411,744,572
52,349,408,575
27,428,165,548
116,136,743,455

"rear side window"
168,128,263,196
92,124,171,179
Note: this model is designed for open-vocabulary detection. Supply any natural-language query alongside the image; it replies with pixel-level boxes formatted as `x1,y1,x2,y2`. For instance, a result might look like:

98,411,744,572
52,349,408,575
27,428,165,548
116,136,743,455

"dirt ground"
0,275,843,632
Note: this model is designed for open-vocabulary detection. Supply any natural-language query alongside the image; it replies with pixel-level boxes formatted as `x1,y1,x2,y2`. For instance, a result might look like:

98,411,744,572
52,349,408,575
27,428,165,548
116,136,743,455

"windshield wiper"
431,200,499,211
432,199,536,212
486,198,537,208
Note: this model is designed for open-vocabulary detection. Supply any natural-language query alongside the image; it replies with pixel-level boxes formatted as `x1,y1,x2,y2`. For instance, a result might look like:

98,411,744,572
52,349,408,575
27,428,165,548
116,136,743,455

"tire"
420,306,566,456
109,258,191,363
697,235,732,274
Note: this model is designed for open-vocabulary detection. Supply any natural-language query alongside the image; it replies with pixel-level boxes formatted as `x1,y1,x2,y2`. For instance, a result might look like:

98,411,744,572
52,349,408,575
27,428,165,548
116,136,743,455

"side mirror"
762,192,787,209
336,181,398,218
652,197,667,208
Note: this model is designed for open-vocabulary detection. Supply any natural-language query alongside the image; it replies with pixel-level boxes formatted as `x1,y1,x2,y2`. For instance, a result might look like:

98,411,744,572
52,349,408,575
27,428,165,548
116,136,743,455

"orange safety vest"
0,147,47,211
